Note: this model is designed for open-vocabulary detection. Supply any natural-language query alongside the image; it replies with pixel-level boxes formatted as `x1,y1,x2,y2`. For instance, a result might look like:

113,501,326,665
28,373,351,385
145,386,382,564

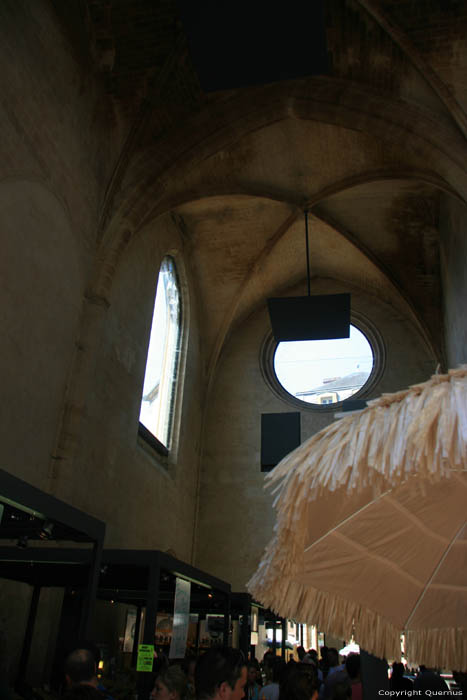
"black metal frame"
97,550,231,700
0,469,104,542
0,468,105,685
0,544,231,699
231,592,286,660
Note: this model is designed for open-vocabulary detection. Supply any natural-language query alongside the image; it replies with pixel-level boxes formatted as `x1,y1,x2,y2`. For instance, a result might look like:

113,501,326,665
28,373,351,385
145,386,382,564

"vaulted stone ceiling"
54,0,467,381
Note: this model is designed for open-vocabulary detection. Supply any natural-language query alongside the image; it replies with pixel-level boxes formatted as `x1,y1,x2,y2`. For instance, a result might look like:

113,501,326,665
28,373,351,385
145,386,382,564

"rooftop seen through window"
273,324,374,406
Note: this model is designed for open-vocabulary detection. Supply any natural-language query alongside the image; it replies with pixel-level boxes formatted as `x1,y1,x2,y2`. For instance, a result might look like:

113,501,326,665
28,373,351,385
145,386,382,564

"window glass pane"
273,324,373,406
139,257,181,448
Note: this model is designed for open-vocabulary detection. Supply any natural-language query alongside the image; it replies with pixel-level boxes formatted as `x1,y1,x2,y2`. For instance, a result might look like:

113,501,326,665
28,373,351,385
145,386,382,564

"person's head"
344,654,360,681
74,641,101,666
182,656,197,684
391,662,404,678
247,662,259,685
64,649,97,688
263,651,275,666
279,663,319,700
327,649,339,669
308,650,318,665
154,651,170,677
151,665,188,700
271,658,285,684
195,648,246,700
297,647,306,662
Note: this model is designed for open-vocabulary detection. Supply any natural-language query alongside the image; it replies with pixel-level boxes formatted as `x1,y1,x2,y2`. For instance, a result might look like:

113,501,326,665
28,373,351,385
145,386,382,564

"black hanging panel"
176,0,328,91
261,412,301,472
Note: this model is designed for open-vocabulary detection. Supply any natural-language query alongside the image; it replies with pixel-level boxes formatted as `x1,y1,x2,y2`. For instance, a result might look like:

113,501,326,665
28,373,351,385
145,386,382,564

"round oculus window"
272,324,375,408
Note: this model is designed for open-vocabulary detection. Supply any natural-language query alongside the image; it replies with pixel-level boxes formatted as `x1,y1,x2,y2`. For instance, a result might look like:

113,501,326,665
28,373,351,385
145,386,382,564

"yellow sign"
136,644,154,672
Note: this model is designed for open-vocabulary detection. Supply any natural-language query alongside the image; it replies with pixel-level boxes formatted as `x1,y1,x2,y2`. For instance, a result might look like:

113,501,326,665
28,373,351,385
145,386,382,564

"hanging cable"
305,209,311,296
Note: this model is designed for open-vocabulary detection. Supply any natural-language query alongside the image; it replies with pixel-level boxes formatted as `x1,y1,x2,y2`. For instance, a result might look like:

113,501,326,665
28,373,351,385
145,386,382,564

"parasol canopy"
339,641,360,657
248,367,467,670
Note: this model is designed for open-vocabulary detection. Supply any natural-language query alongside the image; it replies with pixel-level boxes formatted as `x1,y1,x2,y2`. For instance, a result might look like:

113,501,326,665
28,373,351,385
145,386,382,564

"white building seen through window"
273,324,374,406
139,256,182,451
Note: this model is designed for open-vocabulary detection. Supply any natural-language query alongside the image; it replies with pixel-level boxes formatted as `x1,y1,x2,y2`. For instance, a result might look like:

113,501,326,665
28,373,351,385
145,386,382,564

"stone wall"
195,283,437,590
61,212,204,558
0,0,110,489
0,3,205,683
0,0,203,560
1,181,84,488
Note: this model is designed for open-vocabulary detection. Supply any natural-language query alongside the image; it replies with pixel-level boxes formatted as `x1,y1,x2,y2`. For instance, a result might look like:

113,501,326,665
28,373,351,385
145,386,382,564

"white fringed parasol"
339,641,360,656
248,367,467,670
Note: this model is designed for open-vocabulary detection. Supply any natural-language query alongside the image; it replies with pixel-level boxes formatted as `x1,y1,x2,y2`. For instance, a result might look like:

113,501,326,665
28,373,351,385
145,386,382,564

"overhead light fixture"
39,521,54,540
267,210,350,342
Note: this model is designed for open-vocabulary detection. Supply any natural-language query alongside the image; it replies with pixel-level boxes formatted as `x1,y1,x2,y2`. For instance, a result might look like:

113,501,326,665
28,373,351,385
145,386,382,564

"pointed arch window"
139,256,182,455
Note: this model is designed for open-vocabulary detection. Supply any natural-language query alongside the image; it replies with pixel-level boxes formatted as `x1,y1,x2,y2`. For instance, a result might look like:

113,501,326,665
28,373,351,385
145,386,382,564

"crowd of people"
60,645,322,700
58,643,466,700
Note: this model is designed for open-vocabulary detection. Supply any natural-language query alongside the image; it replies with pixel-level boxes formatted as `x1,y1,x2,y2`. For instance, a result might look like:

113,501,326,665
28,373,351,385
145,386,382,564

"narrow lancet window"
139,256,182,451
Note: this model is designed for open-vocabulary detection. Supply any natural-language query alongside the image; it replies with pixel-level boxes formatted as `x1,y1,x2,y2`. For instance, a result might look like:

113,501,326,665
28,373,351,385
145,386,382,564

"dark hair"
74,641,101,664
271,658,286,684
279,663,318,700
64,649,96,684
156,665,189,700
391,662,405,677
263,651,275,665
183,656,197,671
344,654,360,680
195,648,245,700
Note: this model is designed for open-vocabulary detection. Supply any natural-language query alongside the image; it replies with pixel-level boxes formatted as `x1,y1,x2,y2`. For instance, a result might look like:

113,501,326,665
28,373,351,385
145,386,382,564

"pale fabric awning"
248,367,467,670
339,641,360,657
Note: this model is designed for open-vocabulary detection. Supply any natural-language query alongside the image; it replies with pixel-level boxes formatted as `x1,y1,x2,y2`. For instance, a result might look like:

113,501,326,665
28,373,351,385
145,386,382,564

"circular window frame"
260,311,386,412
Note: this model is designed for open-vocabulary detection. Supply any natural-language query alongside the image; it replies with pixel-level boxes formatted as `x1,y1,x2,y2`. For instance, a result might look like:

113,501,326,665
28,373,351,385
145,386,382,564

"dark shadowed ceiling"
53,0,467,381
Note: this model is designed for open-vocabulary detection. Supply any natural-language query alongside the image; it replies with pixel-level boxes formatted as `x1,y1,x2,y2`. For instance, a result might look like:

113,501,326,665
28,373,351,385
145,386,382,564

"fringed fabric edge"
247,572,467,671
405,627,467,672
266,368,467,537
248,367,467,671
247,573,402,662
